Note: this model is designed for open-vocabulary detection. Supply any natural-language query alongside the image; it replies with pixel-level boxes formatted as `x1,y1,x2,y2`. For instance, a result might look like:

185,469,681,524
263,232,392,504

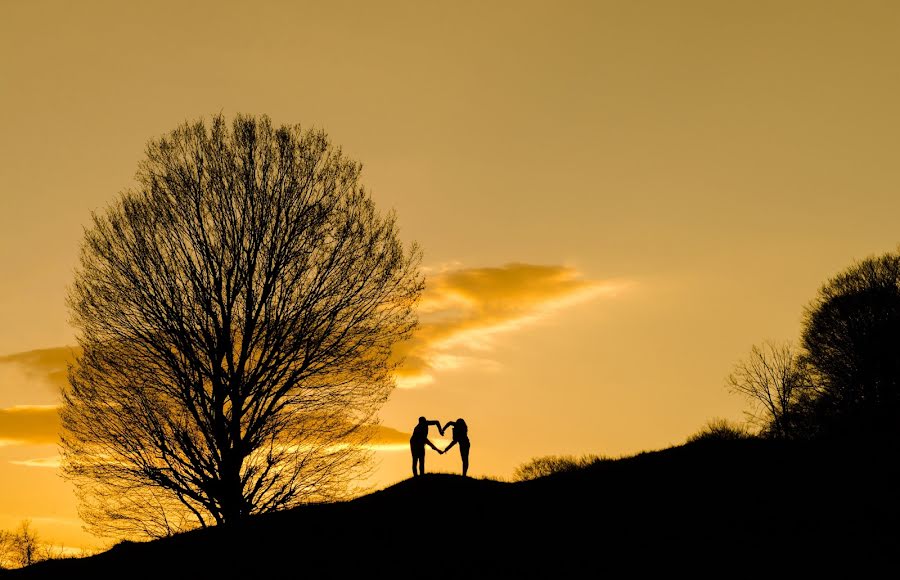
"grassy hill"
8,438,899,578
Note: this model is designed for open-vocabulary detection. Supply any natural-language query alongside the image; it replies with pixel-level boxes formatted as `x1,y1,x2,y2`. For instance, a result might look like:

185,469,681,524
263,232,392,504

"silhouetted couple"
409,416,470,477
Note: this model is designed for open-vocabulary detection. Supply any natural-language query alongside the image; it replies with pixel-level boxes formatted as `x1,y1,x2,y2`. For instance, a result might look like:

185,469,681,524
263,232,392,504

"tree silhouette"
0,529,11,569
726,340,810,438
800,250,900,439
0,520,40,569
61,114,424,539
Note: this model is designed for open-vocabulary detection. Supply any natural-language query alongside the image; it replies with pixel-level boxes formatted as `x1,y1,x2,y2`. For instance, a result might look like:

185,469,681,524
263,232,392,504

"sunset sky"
2,0,900,551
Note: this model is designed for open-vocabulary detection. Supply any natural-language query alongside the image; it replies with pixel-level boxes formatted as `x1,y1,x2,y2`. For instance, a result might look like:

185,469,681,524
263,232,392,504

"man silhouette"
410,416,443,476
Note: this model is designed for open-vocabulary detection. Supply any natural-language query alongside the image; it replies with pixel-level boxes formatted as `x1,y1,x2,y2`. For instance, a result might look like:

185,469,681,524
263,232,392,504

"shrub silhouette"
686,418,754,443
512,454,602,481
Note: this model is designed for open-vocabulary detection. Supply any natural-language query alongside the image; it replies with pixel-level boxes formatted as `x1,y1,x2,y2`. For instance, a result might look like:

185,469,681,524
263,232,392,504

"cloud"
9,456,61,468
0,347,79,389
368,425,410,445
0,405,61,446
393,263,629,388
0,346,78,408
0,263,626,407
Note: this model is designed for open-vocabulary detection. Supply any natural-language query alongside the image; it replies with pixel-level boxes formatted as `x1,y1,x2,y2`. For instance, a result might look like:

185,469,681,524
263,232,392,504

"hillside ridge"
10,439,899,578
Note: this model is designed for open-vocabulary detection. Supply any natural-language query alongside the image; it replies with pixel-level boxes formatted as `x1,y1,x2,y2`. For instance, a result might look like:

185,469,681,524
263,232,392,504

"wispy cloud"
368,425,410,445
0,346,77,410
9,455,61,468
0,347,78,389
393,263,629,388
0,264,628,402
0,405,60,446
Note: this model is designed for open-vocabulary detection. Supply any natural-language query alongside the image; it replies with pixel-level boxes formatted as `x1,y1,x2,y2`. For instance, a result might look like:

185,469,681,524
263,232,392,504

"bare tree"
61,114,424,539
0,529,11,569
726,341,810,438
10,520,39,568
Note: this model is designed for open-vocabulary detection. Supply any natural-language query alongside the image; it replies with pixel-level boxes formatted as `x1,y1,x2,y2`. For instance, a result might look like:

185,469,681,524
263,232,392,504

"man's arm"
426,438,442,453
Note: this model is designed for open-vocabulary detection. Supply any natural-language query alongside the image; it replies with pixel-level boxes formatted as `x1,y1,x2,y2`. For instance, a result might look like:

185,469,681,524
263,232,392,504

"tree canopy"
61,114,424,538
800,250,900,438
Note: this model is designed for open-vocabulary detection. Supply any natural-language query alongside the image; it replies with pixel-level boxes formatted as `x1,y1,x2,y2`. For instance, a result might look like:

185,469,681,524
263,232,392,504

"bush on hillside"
512,454,603,481
686,418,754,443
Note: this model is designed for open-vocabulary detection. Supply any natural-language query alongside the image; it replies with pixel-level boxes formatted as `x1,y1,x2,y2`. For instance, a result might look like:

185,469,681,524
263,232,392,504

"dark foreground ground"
8,438,899,578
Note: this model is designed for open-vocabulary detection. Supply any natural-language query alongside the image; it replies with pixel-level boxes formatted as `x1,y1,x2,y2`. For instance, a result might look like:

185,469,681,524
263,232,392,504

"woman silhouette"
441,418,470,476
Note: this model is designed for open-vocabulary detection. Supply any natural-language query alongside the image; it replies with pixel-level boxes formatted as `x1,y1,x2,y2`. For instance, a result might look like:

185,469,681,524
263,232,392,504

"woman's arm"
443,440,458,453
442,421,455,434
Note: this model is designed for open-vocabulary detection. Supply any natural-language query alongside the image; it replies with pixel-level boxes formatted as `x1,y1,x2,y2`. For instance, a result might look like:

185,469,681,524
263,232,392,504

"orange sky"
2,0,900,551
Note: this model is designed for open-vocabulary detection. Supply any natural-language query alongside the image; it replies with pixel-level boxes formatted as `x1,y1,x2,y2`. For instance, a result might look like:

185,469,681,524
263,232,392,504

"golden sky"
2,0,900,551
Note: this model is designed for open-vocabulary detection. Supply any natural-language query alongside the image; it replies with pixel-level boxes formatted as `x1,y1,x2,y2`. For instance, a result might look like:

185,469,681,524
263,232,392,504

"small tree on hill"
0,529,11,569
726,341,810,438
1,521,40,569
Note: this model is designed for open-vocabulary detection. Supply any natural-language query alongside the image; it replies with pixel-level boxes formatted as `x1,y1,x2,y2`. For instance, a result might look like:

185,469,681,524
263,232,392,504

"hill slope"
10,439,900,578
